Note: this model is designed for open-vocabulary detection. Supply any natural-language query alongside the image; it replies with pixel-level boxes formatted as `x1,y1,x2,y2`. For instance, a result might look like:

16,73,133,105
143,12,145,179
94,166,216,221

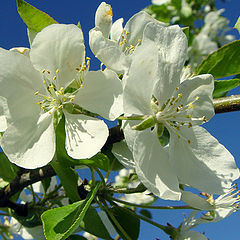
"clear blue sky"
0,0,240,239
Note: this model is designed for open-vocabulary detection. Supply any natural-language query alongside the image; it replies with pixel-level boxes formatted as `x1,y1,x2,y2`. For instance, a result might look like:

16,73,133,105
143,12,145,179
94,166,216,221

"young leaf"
51,161,80,203
79,207,112,239
42,183,100,240
108,205,140,240
234,16,240,35
16,0,58,32
213,79,240,98
0,152,18,182
196,40,240,79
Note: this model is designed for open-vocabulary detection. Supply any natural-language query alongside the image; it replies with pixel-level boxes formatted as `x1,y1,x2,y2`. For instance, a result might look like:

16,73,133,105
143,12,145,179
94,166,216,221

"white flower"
174,211,208,240
121,22,239,200
152,0,171,5
89,2,165,74
182,185,240,222
0,24,123,169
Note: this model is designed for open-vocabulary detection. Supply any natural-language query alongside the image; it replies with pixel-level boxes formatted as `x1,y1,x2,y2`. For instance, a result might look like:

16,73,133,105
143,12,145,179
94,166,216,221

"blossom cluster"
0,1,239,240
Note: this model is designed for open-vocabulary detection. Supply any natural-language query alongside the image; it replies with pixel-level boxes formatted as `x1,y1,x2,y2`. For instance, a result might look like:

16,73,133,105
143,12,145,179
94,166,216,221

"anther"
187,139,191,144
202,116,207,122
55,69,59,74
53,76,57,81
47,70,50,74
42,69,46,73
34,91,39,95
188,122,192,128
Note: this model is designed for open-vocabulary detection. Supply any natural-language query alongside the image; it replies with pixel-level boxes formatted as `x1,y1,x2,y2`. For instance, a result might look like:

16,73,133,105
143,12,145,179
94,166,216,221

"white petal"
112,140,135,169
177,230,208,240
133,129,181,200
95,2,113,38
169,126,240,194
0,48,43,123
1,113,55,169
64,111,109,159
74,69,123,120
0,115,7,132
142,23,188,105
89,28,128,73
181,191,214,210
111,18,124,42
30,24,85,89
123,41,158,115
124,11,165,48
174,74,215,124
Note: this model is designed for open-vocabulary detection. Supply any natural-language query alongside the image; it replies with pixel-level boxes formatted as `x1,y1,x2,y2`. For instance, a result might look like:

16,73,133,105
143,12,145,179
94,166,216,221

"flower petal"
124,11,165,49
89,28,128,73
123,41,158,115
112,140,135,169
133,129,181,200
30,24,85,89
0,48,43,123
74,69,123,120
181,191,214,210
169,125,240,194
173,74,215,124
64,111,108,159
177,230,208,240
1,113,55,169
95,2,113,38
111,18,124,42
142,23,188,105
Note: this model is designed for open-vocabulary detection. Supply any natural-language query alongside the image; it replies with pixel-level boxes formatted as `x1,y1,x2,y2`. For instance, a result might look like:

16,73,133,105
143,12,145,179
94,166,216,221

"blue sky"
0,0,240,239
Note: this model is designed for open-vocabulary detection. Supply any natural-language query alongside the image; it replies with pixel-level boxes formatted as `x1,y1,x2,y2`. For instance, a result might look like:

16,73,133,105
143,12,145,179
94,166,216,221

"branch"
213,94,240,113
0,165,56,203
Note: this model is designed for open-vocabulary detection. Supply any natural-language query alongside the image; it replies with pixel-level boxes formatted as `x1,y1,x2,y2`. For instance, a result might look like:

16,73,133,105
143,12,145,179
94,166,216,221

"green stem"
213,94,240,113
110,197,192,210
101,200,132,240
109,183,147,194
90,167,96,186
117,115,146,120
95,168,106,187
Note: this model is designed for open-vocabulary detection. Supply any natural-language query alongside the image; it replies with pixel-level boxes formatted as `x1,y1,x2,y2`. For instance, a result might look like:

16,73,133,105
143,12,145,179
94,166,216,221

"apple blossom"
182,185,240,222
120,22,239,200
0,23,123,169
89,2,165,74
173,211,208,240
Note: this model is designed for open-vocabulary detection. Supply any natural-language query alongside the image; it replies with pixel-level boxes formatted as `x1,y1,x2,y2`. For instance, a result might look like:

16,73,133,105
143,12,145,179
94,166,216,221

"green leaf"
16,0,57,32
41,177,51,194
234,16,240,35
172,0,182,10
0,152,18,182
79,208,112,239
182,27,189,40
108,205,140,240
196,40,240,79
139,209,152,219
42,183,100,240
51,161,80,202
213,79,240,98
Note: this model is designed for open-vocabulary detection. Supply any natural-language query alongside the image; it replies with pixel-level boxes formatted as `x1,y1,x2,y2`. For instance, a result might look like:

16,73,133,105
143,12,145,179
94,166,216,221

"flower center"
34,69,74,114
152,89,207,143
119,30,142,55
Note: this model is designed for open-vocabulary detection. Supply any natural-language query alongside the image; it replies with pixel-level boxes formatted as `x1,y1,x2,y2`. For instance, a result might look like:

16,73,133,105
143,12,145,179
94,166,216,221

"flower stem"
110,196,192,210
109,183,147,194
213,94,240,113
117,115,147,120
